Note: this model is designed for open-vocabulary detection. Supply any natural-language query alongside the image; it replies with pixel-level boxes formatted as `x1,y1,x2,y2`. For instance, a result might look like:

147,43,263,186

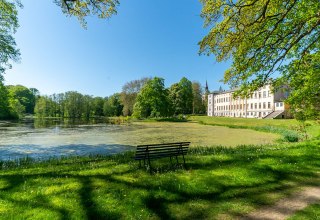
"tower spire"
205,80,209,94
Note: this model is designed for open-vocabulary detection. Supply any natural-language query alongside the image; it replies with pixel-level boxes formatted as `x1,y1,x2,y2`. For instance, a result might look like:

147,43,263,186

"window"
259,103,261,109
280,102,283,107
259,92,261,98
251,103,253,109
263,102,266,109
263,91,266,98
254,93,257,98
268,102,271,108
268,91,271,97
255,103,257,109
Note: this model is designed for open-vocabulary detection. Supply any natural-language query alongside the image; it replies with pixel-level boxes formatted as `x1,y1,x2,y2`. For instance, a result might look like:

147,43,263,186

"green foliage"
34,91,108,119
199,0,320,115
0,81,12,119
0,0,21,78
6,84,36,114
54,0,119,28
0,140,319,219
120,77,150,116
8,92,25,118
277,52,320,120
133,77,172,118
0,82,28,119
169,77,193,115
192,81,206,114
92,97,104,116
103,93,123,117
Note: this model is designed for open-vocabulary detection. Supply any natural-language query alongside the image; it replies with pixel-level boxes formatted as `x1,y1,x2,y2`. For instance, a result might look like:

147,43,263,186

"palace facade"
207,85,290,119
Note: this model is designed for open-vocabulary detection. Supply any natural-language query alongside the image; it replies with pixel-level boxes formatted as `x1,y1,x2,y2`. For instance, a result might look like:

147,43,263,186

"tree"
92,97,105,116
278,53,320,120
34,96,51,118
0,0,21,79
133,77,171,118
6,85,36,114
103,93,123,117
120,77,150,116
199,0,320,117
169,77,193,115
192,81,205,114
0,82,11,119
64,91,84,118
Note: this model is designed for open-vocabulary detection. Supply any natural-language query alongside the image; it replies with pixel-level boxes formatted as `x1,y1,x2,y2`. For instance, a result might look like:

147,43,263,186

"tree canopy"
169,77,193,115
0,0,21,79
54,0,119,28
133,77,171,118
199,0,320,119
120,77,150,116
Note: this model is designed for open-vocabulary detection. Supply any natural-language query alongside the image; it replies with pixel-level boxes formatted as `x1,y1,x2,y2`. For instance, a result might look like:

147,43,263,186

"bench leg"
182,154,186,167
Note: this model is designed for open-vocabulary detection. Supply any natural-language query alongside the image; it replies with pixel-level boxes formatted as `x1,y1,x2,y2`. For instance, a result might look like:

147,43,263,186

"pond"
0,118,280,161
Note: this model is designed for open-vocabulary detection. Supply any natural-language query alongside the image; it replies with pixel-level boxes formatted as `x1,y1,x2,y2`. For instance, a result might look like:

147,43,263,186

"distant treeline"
0,77,208,119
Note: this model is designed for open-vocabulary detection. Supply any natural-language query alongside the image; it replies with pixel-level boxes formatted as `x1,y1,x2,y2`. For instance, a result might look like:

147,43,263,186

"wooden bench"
134,142,190,171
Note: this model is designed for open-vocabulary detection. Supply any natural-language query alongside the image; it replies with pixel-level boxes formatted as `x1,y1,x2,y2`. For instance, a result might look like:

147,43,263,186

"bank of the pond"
0,140,319,219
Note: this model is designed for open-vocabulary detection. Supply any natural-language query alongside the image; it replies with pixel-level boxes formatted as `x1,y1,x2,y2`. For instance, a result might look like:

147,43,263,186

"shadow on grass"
0,141,319,219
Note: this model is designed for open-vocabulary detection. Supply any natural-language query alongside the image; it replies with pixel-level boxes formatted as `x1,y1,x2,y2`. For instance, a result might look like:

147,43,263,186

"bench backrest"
134,142,190,160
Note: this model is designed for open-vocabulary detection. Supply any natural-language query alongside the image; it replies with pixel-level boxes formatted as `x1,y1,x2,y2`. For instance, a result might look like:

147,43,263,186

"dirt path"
242,186,320,220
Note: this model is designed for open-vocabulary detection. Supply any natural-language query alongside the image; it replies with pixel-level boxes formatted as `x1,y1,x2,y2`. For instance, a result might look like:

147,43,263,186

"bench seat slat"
136,146,189,152
135,153,187,160
135,150,188,158
135,148,188,154
137,142,190,147
136,144,189,150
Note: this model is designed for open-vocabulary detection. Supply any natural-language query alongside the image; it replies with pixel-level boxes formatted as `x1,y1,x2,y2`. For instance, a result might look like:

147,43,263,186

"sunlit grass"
190,116,320,141
0,140,319,219
289,204,320,220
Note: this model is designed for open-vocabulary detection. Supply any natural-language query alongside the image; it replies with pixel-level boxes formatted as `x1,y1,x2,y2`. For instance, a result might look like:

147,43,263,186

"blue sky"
5,0,230,97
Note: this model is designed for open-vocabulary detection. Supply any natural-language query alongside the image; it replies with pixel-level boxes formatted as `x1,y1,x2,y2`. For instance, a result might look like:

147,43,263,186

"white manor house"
207,85,291,119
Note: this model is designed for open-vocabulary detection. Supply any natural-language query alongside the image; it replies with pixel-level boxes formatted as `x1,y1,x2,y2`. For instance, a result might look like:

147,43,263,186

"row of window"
251,91,271,99
213,91,272,104
214,102,272,111
275,102,284,107
214,111,271,117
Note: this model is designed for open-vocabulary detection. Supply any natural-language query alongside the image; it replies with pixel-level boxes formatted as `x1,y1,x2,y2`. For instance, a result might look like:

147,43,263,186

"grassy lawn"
190,116,320,141
0,140,319,219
